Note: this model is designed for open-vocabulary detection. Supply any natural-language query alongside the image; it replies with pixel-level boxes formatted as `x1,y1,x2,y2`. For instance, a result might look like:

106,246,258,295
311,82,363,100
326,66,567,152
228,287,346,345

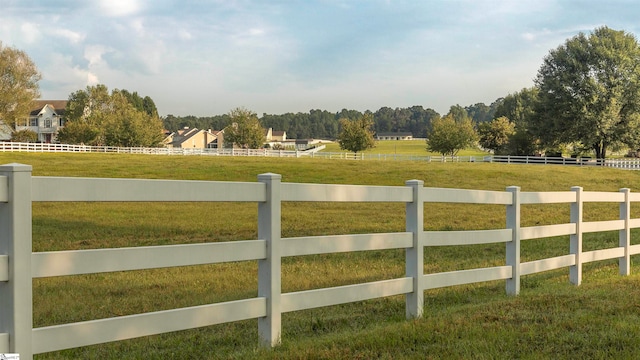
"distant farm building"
376,132,413,141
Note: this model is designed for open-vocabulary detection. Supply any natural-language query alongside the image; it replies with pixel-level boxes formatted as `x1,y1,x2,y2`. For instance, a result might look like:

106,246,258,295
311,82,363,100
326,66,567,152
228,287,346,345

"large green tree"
477,116,515,154
494,87,540,156
103,93,164,147
495,88,538,127
337,113,376,154
426,114,477,156
533,26,640,159
59,85,164,147
0,42,41,128
224,107,266,149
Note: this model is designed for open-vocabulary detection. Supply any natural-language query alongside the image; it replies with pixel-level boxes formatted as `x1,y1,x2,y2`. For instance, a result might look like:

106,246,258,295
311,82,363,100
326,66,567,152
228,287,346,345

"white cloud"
87,72,100,86
52,28,85,44
38,53,100,98
178,29,192,40
99,0,144,17
133,40,166,74
84,45,113,67
248,28,265,36
20,23,40,44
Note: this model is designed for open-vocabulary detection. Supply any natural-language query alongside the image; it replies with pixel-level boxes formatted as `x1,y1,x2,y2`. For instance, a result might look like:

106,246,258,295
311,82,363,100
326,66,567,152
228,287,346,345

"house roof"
272,130,286,136
169,127,221,145
172,128,201,144
30,100,68,116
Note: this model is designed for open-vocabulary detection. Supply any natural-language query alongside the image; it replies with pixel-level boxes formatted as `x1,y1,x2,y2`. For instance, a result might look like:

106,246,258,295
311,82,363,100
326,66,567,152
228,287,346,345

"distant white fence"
3,141,640,169
0,141,323,157
1,164,640,358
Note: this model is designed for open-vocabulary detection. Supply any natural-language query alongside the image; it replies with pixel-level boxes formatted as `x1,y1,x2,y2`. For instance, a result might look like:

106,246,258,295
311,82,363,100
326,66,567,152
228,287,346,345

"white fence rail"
0,141,318,157
1,163,639,358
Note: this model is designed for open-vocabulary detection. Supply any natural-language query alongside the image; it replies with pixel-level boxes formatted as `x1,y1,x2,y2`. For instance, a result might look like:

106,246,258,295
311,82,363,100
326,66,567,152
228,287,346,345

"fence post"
619,188,631,276
257,173,282,347
570,186,583,285
0,164,33,359
405,180,425,319
506,186,520,295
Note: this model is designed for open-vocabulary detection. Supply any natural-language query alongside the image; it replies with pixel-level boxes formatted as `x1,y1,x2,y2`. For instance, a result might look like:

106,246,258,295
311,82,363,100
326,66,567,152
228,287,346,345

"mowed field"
319,139,488,156
3,149,640,359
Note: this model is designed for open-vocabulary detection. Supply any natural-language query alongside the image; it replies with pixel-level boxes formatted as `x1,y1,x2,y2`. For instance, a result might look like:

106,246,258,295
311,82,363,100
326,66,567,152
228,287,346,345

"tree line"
163,102,500,141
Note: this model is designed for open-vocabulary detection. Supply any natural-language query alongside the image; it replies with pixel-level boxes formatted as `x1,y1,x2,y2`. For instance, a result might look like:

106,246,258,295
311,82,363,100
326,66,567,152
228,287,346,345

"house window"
45,118,52,128
30,118,38,126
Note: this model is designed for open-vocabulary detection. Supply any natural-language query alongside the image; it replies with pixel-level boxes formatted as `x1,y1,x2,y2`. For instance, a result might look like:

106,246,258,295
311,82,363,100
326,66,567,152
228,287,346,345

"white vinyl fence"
1,163,639,358
4,141,640,168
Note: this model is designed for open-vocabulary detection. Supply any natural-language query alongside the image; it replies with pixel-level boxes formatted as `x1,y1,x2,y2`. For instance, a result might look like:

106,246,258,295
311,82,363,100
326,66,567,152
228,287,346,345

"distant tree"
492,87,540,156
162,114,230,133
114,89,159,118
374,106,394,133
337,113,376,154
426,114,477,156
372,106,440,138
57,120,99,145
477,116,515,154
102,93,164,147
224,107,266,149
488,98,504,119
494,88,538,127
505,125,540,156
0,42,41,128
337,109,363,121
408,106,440,138
532,26,640,159
309,109,338,139
142,96,159,118
64,84,111,125
446,104,471,123
10,129,37,142
465,103,494,123
61,84,164,147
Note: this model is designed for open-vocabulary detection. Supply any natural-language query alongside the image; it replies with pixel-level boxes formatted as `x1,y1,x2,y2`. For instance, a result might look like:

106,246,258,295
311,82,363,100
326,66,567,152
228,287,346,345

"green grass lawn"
2,153,640,359
319,139,488,156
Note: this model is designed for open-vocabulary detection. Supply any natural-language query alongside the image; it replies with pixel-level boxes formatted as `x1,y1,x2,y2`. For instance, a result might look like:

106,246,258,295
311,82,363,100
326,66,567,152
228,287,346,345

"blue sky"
1,0,639,117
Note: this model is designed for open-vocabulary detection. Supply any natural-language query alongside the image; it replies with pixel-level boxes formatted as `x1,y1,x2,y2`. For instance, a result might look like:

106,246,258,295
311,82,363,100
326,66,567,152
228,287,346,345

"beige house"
264,128,287,142
263,128,292,148
270,130,286,142
15,100,68,143
164,127,223,149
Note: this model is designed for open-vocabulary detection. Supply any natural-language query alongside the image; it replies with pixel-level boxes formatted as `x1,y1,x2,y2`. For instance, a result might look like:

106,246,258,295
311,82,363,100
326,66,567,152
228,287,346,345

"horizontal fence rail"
4,141,640,169
1,163,640,358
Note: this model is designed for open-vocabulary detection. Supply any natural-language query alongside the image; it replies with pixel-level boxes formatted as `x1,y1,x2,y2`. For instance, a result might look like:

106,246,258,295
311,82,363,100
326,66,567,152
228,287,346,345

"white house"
15,100,68,143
